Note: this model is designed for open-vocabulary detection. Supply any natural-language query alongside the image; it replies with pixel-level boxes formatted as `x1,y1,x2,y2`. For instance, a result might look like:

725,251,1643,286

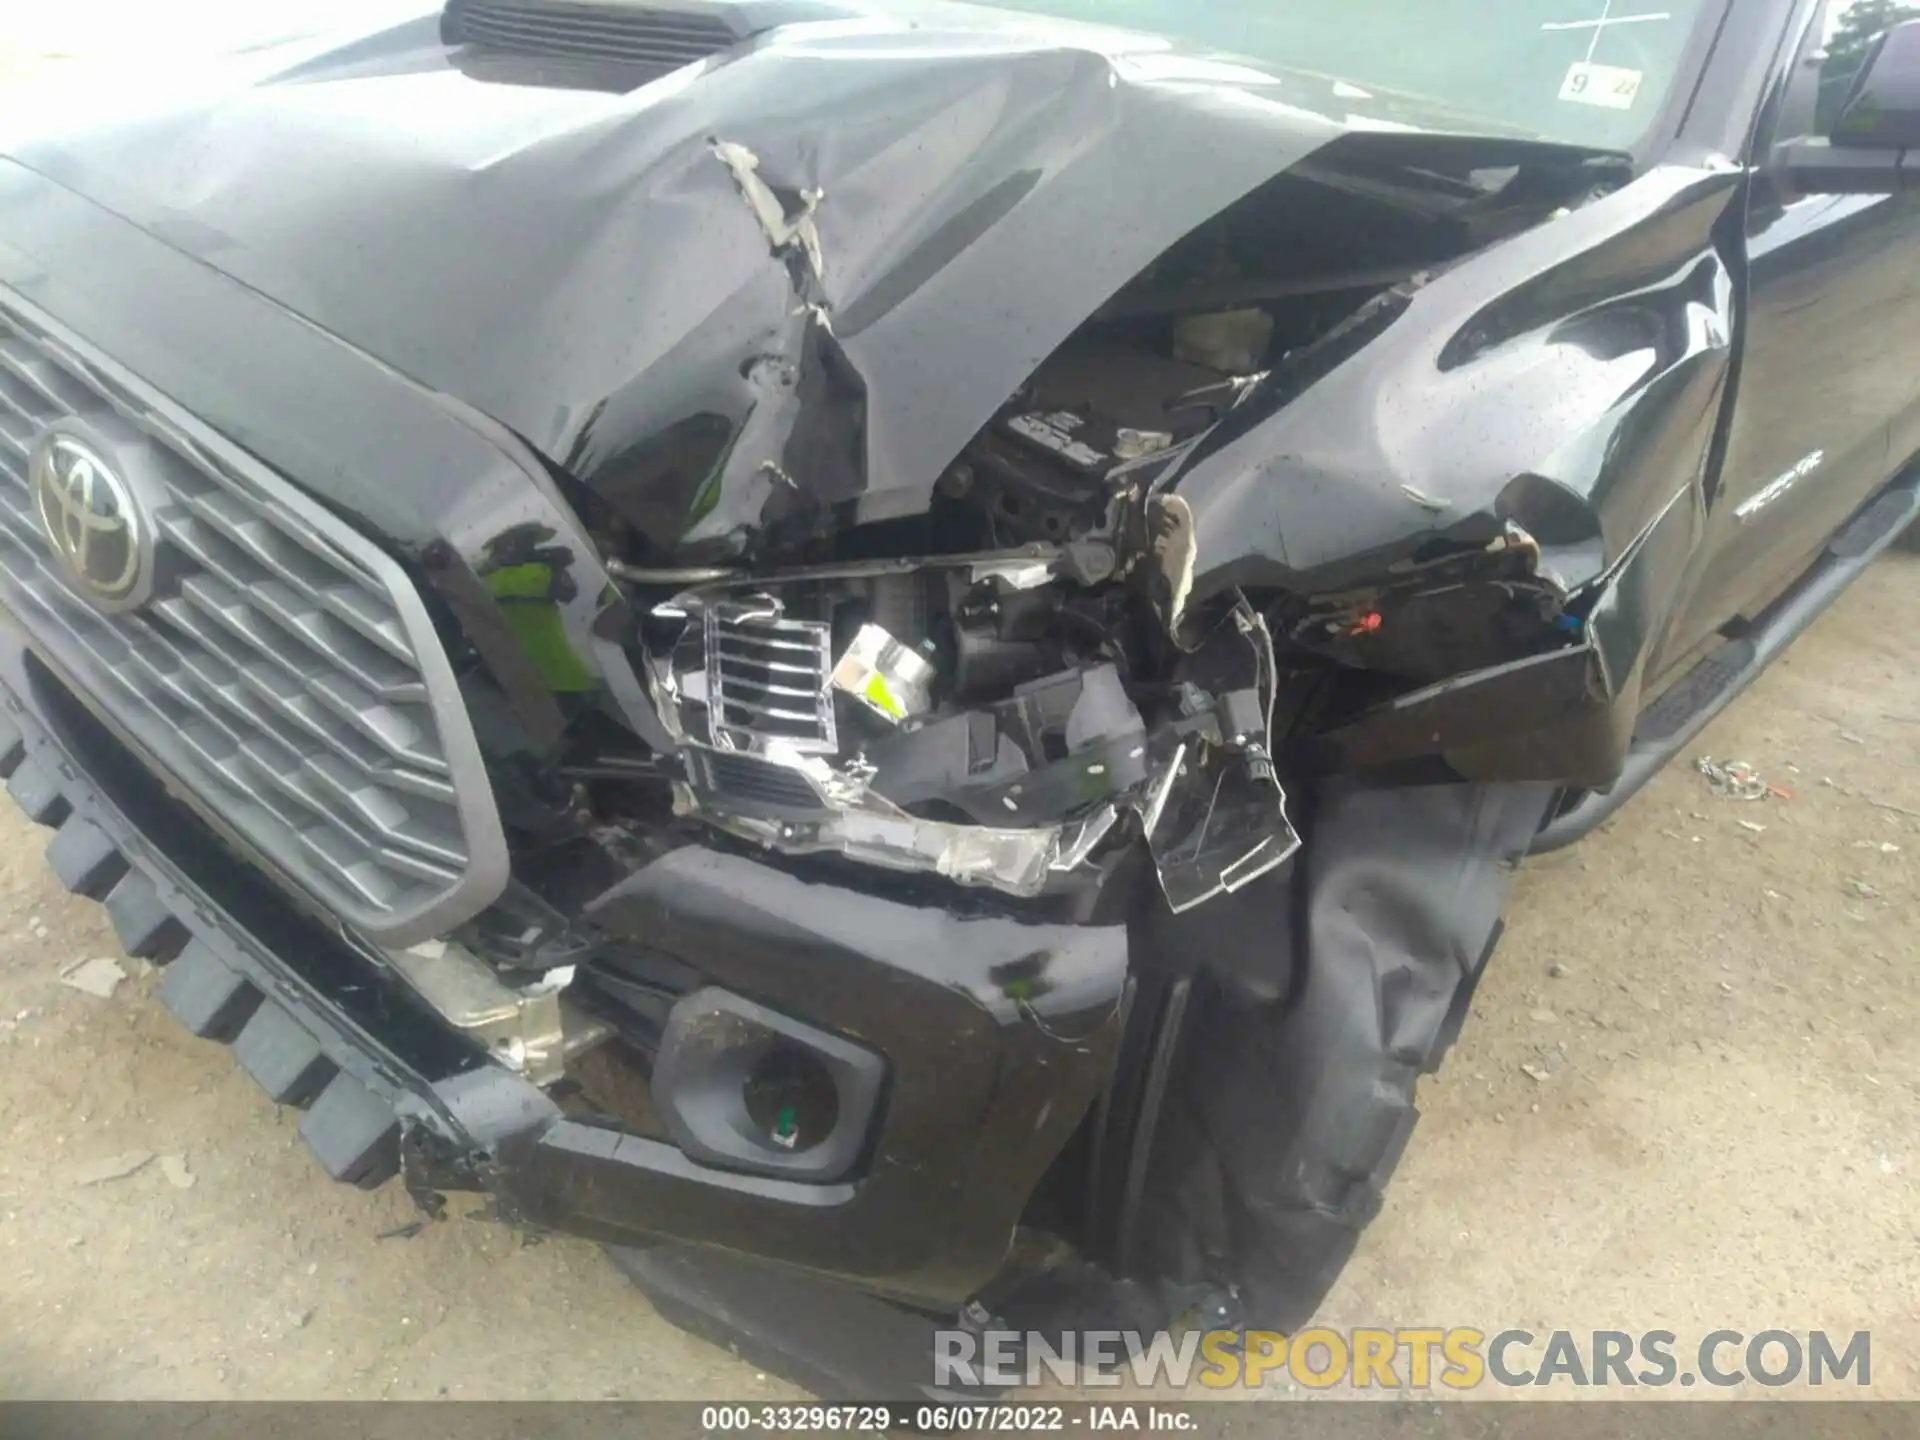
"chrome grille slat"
316,583,414,664
722,698,828,725
237,667,458,804
715,632,823,657
293,824,405,909
0,384,49,432
704,601,836,753
174,574,449,775
712,677,822,701
0,498,40,547
0,340,93,415
0,302,505,943
178,490,342,598
373,844,465,886
306,673,444,773
711,654,818,677
96,598,443,881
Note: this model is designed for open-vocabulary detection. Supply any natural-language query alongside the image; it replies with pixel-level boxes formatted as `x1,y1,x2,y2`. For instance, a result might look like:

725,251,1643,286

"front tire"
1120,781,1549,1330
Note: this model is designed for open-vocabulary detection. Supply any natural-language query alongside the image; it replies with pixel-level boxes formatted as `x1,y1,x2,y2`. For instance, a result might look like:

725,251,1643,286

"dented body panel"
1172,168,1738,597
8,4,1340,553
1171,167,1741,783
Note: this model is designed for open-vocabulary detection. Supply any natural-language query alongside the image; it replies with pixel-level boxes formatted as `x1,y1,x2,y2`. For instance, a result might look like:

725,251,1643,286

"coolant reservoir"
1173,308,1274,374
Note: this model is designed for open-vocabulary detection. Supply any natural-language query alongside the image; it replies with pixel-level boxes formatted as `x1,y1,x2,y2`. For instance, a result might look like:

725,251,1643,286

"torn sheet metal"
712,140,826,286
1148,494,1199,636
1137,610,1300,912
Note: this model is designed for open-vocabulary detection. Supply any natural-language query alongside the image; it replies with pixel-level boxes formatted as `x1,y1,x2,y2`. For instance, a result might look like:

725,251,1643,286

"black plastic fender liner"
1122,778,1556,1330
606,1241,1007,1403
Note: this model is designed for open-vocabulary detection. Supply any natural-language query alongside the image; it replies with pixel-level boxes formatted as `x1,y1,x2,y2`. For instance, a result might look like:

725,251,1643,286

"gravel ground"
0,552,1913,1401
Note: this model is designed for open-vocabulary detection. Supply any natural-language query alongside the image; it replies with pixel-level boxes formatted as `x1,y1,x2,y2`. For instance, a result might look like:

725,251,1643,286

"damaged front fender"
1168,165,1739,606
1145,166,1740,786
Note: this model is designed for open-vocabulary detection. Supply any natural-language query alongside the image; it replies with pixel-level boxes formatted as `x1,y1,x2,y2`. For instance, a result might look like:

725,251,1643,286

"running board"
1532,478,1920,853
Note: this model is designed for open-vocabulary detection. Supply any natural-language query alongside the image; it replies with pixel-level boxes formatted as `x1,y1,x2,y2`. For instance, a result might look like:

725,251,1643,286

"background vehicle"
0,0,1915,1393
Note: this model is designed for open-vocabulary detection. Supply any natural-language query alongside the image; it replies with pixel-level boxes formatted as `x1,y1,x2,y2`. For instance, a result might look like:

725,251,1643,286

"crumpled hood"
6,1,1349,555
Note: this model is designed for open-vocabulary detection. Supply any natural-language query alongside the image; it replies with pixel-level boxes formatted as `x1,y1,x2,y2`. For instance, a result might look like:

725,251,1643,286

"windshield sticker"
1559,60,1644,109
1541,11,1674,39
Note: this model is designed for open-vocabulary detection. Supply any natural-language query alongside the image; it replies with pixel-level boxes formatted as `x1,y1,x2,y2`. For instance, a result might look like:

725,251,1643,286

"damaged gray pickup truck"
3,0,1919,1391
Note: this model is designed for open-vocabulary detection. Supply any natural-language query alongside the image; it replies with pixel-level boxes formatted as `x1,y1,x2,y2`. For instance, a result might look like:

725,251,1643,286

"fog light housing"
651,987,886,1182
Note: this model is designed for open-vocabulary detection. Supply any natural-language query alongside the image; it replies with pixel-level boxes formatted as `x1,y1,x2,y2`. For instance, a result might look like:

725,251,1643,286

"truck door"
1662,0,1920,665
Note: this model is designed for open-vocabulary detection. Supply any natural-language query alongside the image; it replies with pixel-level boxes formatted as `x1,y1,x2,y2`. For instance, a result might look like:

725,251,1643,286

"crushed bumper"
0,630,1127,1309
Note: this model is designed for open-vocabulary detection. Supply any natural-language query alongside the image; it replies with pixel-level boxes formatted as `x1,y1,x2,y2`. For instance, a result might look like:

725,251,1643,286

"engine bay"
619,246,1383,912
528,162,1594,926
640,557,1296,910
443,144,1615,1087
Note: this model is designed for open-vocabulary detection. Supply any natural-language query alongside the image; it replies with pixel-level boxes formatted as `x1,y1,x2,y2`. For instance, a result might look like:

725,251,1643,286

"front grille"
444,0,741,69
705,602,836,753
0,300,506,946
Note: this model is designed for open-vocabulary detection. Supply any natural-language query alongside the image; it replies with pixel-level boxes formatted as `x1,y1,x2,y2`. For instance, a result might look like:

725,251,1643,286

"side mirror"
1780,18,1920,194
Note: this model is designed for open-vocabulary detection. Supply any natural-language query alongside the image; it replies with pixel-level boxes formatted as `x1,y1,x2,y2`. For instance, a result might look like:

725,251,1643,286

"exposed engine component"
640,562,1298,909
583,162,1599,918
384,938,610,1087
947,338,1226,547
1173,307,1275,373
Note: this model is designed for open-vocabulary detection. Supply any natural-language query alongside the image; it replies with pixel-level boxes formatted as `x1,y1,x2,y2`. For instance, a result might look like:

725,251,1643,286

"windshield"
964,0,1720,150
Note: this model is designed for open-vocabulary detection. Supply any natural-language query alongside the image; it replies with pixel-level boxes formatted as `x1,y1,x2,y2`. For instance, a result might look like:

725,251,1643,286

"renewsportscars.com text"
934,1327,1872,1390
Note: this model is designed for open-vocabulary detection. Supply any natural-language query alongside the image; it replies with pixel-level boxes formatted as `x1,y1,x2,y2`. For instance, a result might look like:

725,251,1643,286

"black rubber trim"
102,870,190,961
302,1073,404,1188
45,816,129,899
234,1002,339,1107
7,756,70,826
1111,976,1189,1277
158,943,263,1041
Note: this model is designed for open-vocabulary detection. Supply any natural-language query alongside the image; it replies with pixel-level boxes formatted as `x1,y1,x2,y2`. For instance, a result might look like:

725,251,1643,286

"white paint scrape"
713,141,826,285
